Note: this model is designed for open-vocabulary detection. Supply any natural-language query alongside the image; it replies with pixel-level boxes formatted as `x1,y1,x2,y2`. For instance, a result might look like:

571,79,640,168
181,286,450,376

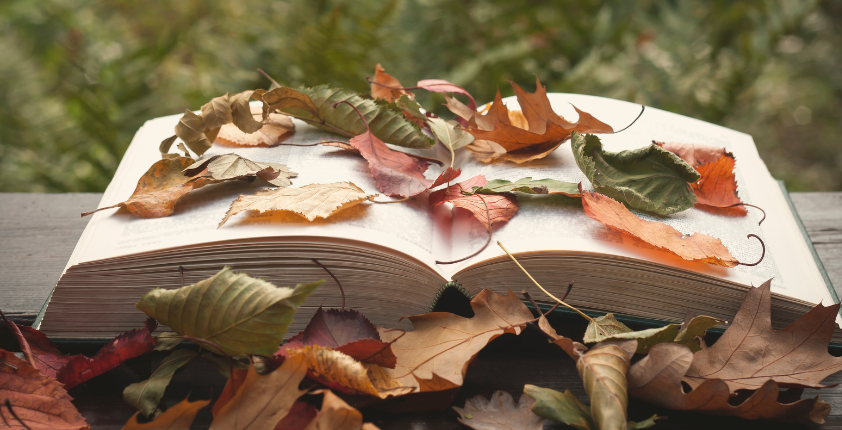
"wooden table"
1,192,841,429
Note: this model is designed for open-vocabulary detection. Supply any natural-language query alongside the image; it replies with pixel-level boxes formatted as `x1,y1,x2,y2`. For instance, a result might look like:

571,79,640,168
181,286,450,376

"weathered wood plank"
791,192,842,297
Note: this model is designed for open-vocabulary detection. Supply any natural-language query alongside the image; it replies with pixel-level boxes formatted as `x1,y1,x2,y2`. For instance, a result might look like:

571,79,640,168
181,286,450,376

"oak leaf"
184,153,297,187
123,349,199,417
429,175,518,231
380,289,534,392
584,314,724,354
57,327,156,390
219,182,375,226
453,391,544,430
303,389,381,430
0,350,89,430
524,385,660,430
290,345,412,398
136,267,320,356
469,177,580,197
209,355,309,430
576,341,634,430
581,189,739,267
121,398,209,430
684,279,842,392
215,105,295,147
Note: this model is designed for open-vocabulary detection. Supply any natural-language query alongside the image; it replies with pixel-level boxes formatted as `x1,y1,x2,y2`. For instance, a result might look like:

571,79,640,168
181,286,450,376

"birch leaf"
572,132,700,215
184,154,297,187
469,177,580,196
135,267,321,356
123,349,199,418
219,182,374,226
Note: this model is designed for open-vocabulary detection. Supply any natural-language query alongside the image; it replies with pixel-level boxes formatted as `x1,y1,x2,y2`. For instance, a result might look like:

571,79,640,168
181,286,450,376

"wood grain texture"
791,192,842,298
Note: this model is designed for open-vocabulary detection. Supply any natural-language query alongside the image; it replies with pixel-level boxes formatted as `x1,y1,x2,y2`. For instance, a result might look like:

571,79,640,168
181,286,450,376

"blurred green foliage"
1,0,840,192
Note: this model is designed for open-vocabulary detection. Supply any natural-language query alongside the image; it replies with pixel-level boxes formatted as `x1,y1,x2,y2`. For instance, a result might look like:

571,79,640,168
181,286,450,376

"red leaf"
57,328,156,389
430,167,461,189
429,175,518,230
18,325,68,379
416,79,477,110
348,127,433,198
336,338,397,369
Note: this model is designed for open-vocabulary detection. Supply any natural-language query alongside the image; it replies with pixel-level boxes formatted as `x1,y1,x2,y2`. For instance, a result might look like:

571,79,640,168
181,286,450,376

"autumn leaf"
427,117,474,167
215,105,295,147
211,368,247,417
583,314,724,354
452,391,544,430
380,289,533,392
304,389,382,430
153,332,184,352
123,349,199,417
58,327,156,390
573,133,700,215
121,398,209,430
275,401,318,430
629,343,831,423
219,182,375,226
684,279,842,392
17,324,69,378
429,175,518,231
535,314,588,360
183,153,297,187
289,345,411,398
468,177,580,197
0,350,89,430
524,385,660,430
416,79,476,110
654,141,726,167
581,189,739,267
82,156,216,218
575,341,634,430
371,64,411,102
209,354,309,430
136,267,321,356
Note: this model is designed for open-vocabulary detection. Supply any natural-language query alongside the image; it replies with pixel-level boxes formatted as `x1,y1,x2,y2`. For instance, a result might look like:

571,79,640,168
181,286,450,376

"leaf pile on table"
3,65,829,430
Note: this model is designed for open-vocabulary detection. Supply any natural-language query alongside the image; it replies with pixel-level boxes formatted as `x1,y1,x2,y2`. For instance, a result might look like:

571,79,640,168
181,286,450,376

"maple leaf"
581,189,739,267
573,133,700,215
219,182,375,226
452,391,545,430
289,345,412,398
304,389,382,430
380,289,533,392
576,341,633,430
209,354,309,430
215,105,295,147
136,267,320,356
121,398,209,430
629,343,831,423
58,327,156,390
184,153,297,187
583,313,724,354
684,279,842,392
468,177,580,197
429,175,518,231
524,385,660,430
0,350,89,430
123,349,199,417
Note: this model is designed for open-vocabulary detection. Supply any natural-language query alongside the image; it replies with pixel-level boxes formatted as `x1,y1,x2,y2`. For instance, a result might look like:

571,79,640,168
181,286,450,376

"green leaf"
428,117,474,151
583,314,633,343
267,85,434,148
584,314,724,354
152,332,184,351
629,414,662,429
394,94,426,123
469,177,580,196
123,349,198,417
577,342,632,430
571,132,700,215
674,315,725,352
524,385,595,430
135,267,321,356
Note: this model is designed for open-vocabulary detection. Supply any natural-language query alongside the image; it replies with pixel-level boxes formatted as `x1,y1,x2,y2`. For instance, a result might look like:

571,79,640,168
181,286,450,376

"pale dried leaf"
216,106,295,147
453,391,544,430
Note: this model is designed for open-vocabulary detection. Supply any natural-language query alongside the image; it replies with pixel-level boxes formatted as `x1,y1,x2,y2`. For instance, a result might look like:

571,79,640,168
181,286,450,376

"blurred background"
0,0,839,192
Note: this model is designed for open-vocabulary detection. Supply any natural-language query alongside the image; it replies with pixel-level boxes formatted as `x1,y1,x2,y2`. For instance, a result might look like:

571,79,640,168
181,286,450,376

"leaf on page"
453,391,545,430
429,175,518,231
573,133,700,215
379,289,534,392
219,182,374,226
123,349,199,417
136,267,320,356
581,189,739,267
304,389,382,430
215,105,295,147
684,279,842,392
524,385,661,430
416,79,476,110
583,313,724,354
184,153,297,187
0,350,89,430
122,398,209,430
654,141,726,167
468,177,580,197
428,117,474,151
57,326,157,390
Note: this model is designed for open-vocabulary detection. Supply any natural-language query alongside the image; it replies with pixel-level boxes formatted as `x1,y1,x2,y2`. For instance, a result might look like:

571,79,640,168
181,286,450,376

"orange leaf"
121,398,209,430
304,390,381,430
211,368,247,417
429,175,518,230
370,64,410,102
655,141,726,167
581,189,738,267
0,350,89,430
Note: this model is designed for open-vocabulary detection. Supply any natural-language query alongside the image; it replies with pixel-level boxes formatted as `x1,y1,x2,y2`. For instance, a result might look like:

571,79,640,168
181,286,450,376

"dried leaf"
304,389,381,430
584,314,724,354
469,177,580,196
82,157,215,218
380,289,533,392
429,175,518,231
427,117,474,151
58,327,156,390
685,279,842,391
576,342,634,430
184,153,297,187
123,349,199,417
416,79,476,110
629,342,831,423
583,314,633,343
536,314,588,360
290,345,411,398
581,189,739,267
392,94,427,127
673,315,725,352
219,182,374,226
136,267,320,356
573,133,700,215
524,385,594,430
169,91,267,157
0,350,89,430
121,398,209,430
453,391,544,430
654,141,726,167
209,355,309,430
152,332,184,352
216,105,295,147
465,139,507,163
275,401,318,430
17,325,68,379
211,368,247,417
371,64,410,102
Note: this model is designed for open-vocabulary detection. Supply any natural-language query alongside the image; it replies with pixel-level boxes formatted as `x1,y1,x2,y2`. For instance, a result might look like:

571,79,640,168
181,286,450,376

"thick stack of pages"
38,94,839,342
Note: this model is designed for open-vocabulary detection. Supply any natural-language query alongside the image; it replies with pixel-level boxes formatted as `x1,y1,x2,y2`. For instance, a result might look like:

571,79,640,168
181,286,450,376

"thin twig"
436,195,492,265
183,336,233,379
722,203,767,225
4,400,31,430
311,259,344,311
0,309,36,369
256,68,281,89
611,105,645,134
737,234,766,267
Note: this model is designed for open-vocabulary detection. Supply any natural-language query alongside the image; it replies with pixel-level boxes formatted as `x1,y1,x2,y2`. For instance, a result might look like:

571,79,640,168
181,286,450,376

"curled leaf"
370,64,411,102
585,314,724,354
215,105,295,147
524,385,594,430
576,342,634,430
305,389,382,430
469,177,580,196
428,117,474,151
290,345,411,398
184,153,297,187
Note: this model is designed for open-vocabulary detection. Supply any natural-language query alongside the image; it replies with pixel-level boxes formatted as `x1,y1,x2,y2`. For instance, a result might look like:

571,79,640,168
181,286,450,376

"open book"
37,93,839,341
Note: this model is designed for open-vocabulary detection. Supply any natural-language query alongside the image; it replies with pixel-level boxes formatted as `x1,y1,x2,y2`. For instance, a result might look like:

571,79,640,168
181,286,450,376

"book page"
67,111,450,275
448,94,831,307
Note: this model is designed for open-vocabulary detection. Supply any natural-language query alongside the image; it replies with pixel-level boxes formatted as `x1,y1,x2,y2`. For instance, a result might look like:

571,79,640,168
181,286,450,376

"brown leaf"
121,398,209,430
536,315,588,360
576,342,633,430
429,175,518,231
209,354,309,430
654,141,726,167
684,279,842,392
581,189,738,267
304,389,381,430
211,368,247,417
274,401,318,430
629,343,830,424
170,91,267,156
371,64,411,102
453,391,544,430
216,105,295,147
184,153,297,187
0,350,89,430
219,182,374,226
82,157,215,218
380,289,534,392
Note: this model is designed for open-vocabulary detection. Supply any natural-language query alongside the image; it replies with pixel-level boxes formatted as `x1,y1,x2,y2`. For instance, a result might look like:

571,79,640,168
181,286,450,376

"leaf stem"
723,203,767,225
737,234,766,267
333,100,370,134
311,259,344,310
182,336,233,378
611,105,645,134
0,309,37,369
497,241,595,324
256,68,281,89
